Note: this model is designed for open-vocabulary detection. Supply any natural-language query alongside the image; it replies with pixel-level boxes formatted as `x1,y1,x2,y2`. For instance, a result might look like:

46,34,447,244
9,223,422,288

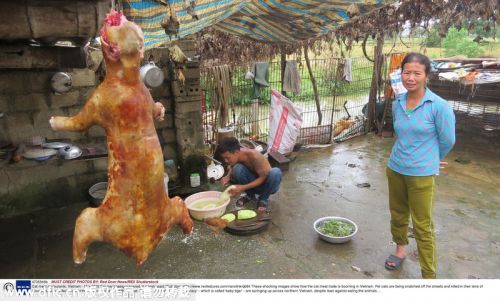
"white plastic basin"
184,191,230,221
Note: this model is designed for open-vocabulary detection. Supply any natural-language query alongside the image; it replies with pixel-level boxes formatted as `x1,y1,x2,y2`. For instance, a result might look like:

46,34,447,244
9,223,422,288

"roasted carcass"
49,11,193,265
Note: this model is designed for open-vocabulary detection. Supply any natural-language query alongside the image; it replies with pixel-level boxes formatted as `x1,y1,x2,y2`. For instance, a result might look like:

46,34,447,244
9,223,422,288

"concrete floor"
1,133,499,279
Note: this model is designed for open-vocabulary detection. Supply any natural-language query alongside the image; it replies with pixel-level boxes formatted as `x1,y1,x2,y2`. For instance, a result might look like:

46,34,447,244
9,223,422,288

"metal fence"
201,56,376,147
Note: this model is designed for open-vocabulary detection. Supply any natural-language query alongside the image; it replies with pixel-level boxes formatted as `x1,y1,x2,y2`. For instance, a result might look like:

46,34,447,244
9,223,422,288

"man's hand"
221,176,230,186
154,102,165,121
229,185,243,197
440,161,448,169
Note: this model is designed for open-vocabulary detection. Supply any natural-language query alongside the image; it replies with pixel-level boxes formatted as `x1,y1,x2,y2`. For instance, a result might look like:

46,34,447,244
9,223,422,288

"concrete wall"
0,67,109,217
0,41,204,218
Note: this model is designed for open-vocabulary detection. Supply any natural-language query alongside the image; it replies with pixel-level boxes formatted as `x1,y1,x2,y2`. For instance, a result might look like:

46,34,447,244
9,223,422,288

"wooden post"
328,58,339,143
0,45,87,69
280,50,287,96
366,33,384,132
304,44,322,126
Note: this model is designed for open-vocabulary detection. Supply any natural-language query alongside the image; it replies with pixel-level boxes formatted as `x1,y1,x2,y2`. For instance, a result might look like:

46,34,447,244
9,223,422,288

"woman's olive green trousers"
387,167,437,279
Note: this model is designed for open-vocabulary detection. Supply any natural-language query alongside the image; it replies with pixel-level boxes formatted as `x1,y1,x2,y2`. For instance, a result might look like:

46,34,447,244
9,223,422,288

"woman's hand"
440,161,448,169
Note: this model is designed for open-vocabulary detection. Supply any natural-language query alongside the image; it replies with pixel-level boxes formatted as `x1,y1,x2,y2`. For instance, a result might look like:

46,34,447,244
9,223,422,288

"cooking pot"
51,72,72,93
89,181,107,207
239,139,268,157
58,145,82,160
140,62,164,88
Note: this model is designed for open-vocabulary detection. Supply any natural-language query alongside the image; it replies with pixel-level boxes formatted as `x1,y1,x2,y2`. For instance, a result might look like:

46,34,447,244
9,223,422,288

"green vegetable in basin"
237,210,257,220
221,213,235,223
318,220,354,237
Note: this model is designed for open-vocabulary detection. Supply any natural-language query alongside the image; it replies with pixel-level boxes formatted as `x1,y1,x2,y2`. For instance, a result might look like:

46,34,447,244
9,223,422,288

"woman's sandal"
384,254,406,270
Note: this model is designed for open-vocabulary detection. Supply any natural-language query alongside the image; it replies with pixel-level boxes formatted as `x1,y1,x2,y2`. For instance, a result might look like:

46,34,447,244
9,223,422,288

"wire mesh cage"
427,73,500,133
201,56,376,147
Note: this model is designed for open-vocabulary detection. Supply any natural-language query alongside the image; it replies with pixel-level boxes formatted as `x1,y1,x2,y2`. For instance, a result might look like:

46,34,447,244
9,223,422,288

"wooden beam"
268,150,290,171
433,58,500,64
0,45,87,69
367,33,384,132
0,0,109,41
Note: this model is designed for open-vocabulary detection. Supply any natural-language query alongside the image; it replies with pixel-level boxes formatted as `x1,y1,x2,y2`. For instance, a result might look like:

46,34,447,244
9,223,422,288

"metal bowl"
42,141,71,149
239,139,268,156
23,147,57,160
89,182,107,207
313,216,358,244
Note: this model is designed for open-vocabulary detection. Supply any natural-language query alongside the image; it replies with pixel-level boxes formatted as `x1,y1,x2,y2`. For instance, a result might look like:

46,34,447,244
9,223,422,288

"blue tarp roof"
123,0,394,49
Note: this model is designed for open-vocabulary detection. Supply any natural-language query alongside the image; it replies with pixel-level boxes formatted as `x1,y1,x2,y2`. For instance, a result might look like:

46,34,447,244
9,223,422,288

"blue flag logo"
15,280,31,295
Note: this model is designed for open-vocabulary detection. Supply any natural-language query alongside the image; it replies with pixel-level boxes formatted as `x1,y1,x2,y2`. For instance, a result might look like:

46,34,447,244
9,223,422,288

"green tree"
462,18,498,39
424,26,442,47
442,28,483,57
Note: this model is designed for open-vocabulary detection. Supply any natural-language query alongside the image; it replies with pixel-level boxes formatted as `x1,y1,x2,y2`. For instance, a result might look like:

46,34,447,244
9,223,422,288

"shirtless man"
219,137,282,212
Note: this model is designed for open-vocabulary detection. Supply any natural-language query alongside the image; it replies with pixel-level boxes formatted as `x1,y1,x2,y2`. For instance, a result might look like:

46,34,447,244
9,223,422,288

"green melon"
237,209,257,220
221,213,236,223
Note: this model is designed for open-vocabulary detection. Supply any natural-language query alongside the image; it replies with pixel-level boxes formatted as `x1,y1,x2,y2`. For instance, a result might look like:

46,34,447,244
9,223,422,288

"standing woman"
385,53,455,279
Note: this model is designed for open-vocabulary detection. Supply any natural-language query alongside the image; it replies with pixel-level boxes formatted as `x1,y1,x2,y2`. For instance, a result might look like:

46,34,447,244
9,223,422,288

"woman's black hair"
401,52,431,75
218,137,241,153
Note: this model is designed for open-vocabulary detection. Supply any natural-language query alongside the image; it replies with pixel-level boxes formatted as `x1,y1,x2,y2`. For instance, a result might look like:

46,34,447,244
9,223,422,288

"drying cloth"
342,58,353,82
253,62,269,87
252,62,269,99
206,65,232,127
283,60,301,95
438,72,460,81
474,72,500,84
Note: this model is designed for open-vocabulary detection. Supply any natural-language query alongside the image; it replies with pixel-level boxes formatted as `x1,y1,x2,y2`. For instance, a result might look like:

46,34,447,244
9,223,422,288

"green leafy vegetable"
318,220,354,237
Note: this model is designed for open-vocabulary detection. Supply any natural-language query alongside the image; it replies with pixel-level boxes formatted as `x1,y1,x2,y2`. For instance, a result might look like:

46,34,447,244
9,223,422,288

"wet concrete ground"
1,133,499,279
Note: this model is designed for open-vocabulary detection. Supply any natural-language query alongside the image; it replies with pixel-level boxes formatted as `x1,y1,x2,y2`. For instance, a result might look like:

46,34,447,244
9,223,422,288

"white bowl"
184,191,230,221
313,216,358,244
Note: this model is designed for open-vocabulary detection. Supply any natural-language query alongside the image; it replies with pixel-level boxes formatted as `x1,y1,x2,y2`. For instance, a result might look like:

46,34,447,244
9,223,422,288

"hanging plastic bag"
268,90,303,155
389,69,407,95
